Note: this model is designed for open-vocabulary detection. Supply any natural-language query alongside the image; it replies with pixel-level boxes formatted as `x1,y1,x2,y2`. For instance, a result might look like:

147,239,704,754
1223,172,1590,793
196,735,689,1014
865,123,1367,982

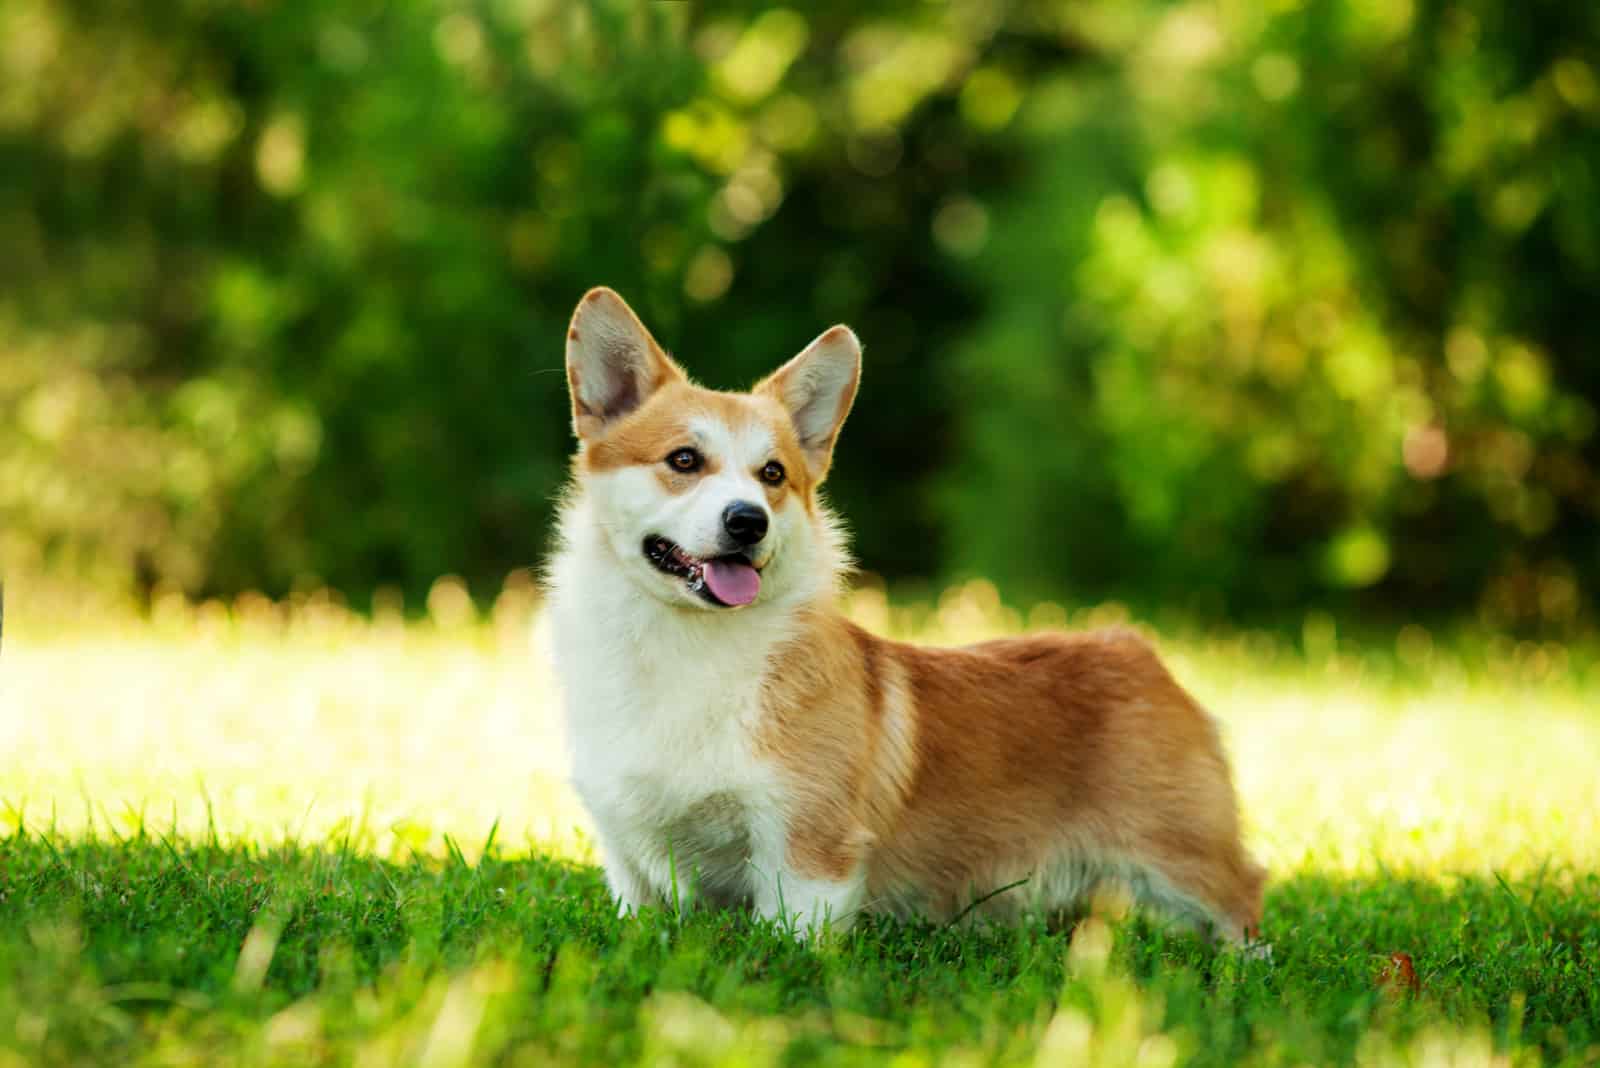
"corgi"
546,287,1265,943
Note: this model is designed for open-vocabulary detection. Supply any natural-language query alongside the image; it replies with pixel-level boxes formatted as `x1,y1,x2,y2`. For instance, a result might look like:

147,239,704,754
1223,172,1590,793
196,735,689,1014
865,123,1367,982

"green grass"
3,580,1599,1065
4,835,1598,1066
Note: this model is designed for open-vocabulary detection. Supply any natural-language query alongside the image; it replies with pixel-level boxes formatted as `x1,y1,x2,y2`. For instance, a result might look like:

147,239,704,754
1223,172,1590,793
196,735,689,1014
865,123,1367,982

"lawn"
2,580,1598,1066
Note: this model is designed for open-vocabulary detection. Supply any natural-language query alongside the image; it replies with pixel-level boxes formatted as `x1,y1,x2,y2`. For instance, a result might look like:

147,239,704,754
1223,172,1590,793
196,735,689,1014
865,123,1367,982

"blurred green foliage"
2,0,1597,627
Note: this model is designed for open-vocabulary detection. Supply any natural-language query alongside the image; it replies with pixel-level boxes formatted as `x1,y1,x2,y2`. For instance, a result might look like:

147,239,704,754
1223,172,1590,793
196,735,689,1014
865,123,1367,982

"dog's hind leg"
1124,834,1265,947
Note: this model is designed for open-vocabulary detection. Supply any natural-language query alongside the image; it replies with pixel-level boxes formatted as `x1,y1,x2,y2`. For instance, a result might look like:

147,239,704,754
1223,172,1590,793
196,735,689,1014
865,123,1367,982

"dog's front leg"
748,821,867,940
597,837,656,918
754,870,865,941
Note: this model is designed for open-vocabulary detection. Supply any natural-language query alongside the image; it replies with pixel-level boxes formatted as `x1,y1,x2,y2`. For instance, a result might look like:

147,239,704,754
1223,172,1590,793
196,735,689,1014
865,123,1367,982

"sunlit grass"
7,578,1597,877
3,577,1598,1066
4,580,582,862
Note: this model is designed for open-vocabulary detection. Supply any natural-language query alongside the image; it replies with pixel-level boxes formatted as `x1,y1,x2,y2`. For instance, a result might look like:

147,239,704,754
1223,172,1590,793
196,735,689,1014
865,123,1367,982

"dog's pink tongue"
703,558,760,606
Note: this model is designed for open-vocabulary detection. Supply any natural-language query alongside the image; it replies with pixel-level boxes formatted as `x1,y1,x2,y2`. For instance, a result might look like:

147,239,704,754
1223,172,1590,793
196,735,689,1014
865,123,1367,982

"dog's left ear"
757,325,861,480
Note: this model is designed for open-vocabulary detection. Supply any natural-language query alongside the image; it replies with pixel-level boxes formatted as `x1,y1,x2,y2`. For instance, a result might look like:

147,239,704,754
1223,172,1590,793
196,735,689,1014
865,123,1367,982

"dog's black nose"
722,501,769,547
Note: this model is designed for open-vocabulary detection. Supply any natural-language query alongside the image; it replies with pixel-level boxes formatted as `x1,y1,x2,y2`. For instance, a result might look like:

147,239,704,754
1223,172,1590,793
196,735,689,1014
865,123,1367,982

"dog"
546,287,1265,943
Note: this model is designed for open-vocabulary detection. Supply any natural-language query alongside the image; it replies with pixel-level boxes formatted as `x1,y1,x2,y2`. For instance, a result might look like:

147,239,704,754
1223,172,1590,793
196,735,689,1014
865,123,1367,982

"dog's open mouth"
643,536,762,607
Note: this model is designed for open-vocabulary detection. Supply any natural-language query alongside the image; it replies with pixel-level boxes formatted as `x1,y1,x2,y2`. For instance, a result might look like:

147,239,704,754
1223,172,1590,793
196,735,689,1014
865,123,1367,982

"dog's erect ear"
565,287,684,440
757,325,861,479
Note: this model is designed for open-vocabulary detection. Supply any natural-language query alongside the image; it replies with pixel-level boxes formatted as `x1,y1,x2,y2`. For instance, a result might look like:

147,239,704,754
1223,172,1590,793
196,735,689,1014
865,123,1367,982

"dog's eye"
666,447,702,473
759,460,785,485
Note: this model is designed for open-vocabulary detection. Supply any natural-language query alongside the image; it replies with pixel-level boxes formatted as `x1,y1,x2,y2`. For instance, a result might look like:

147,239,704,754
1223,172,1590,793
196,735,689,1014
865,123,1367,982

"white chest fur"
546,516,797,908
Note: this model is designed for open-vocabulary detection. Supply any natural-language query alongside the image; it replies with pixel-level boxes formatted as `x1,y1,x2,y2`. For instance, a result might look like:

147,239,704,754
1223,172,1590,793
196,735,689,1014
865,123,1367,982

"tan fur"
756,622,1264,936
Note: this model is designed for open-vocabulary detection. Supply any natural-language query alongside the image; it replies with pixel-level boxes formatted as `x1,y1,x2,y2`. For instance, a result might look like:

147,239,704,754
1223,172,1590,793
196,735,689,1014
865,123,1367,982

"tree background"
3,0,1597,629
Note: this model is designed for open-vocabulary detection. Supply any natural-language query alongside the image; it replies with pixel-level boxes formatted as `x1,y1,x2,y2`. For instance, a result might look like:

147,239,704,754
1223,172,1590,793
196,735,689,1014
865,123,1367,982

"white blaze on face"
676,415,775,561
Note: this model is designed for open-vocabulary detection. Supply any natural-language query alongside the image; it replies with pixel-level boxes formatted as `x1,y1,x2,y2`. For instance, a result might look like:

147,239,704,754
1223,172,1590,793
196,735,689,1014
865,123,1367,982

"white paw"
1240,940,1273,964
781,914,841,945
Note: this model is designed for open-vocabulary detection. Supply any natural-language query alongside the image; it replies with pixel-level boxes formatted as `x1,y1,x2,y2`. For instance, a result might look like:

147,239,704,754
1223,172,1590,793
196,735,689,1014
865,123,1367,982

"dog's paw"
1240,940,1273,964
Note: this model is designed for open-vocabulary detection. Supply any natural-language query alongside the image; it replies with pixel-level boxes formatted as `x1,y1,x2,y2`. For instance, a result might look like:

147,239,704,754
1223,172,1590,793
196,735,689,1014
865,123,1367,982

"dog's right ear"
565,287,684,440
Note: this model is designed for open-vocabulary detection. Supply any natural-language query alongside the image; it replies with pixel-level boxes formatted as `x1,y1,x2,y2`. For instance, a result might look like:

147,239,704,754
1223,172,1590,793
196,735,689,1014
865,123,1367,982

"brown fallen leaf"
1377,951,1420,999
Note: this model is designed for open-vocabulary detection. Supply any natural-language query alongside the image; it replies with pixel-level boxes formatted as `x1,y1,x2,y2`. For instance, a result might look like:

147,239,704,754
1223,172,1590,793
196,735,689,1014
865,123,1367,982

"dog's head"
563,287,859,612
